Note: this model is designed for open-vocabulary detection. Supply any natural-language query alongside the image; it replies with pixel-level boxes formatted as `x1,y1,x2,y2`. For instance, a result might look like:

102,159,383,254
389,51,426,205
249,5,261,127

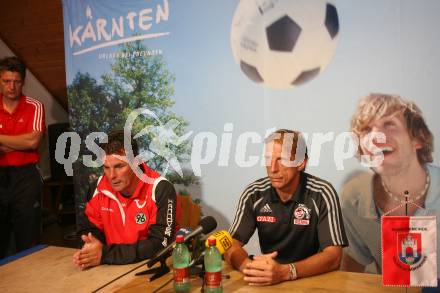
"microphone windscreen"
176,227,193,237
199,216,217,234
205,230,233,254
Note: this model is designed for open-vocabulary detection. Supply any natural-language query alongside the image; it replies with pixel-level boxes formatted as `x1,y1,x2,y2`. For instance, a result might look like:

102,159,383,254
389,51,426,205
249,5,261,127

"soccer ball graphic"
230,0,339,90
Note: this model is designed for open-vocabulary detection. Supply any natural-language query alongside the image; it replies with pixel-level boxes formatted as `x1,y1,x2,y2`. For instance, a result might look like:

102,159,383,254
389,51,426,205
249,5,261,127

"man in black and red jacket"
73,130,180,269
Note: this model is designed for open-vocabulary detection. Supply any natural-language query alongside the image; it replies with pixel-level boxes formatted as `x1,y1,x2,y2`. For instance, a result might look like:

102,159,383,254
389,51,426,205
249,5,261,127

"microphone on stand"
145,216,217,268
134,216,218,282
134,226,194,280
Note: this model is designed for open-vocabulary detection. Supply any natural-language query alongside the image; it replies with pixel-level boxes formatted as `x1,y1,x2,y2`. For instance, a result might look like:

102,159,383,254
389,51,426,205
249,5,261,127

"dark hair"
0,56,26,81
102,130,139,157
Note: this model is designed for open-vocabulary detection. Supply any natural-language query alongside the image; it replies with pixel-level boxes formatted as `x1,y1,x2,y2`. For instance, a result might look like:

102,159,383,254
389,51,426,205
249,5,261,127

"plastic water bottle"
204,237,223,292
173,235,190,292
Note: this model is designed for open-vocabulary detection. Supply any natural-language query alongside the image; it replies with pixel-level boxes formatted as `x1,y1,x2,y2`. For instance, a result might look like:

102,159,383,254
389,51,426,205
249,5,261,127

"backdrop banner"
62,0,195,225
62,0,440,265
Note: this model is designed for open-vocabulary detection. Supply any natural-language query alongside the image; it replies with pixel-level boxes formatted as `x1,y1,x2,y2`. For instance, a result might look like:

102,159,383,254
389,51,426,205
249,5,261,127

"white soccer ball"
230,0,339,90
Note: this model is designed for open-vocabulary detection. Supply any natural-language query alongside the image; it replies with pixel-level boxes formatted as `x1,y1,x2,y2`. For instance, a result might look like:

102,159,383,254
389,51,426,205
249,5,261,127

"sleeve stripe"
253,197,264,210
25,97,44,131
92,176,104,198
230,178,269,233
33,98,42,131
151,177,167,203
311,198,320,217
229,179,271,235
229,178,271,236
312,180,344,244
26,99,40,131
101,189,126,226
307,184,340,245
307,178,344,245
28,100,39,131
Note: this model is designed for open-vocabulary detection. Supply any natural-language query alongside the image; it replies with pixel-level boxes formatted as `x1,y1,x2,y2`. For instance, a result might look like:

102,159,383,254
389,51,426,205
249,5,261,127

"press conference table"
0,246,421,293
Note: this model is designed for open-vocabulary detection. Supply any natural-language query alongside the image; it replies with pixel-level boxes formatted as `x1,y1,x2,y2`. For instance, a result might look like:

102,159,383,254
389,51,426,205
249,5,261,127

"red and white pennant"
382,216,437,287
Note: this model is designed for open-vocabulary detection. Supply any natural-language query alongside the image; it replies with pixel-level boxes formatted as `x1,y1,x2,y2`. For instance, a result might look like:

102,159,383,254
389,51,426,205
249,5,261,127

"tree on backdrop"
67,41,197,221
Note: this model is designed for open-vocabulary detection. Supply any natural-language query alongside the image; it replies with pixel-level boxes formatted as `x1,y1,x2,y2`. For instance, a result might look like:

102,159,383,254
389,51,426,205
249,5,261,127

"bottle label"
174,267,189,283
204,271,222,288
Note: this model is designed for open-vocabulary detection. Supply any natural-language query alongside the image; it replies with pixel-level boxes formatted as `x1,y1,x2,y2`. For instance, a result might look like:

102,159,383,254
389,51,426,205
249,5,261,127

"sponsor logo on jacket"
256,216,277,223
101,207,114,212
162,199,174,247
259,203,272,213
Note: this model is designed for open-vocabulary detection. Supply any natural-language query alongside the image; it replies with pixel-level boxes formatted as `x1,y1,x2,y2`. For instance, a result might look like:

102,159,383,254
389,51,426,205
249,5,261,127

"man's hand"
72,250,81,267
223,239,252,273
243,251,290,286
0,145,13,156
72,233,103,270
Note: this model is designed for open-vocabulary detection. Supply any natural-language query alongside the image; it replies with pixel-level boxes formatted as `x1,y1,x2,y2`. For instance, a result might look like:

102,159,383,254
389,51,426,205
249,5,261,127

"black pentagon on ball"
325,3,339,39
240,61,263,83
292,68,320,86
266,15,301,52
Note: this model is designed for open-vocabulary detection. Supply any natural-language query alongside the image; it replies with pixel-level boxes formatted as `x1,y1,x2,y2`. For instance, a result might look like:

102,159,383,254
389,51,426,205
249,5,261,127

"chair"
42,175,74,223
177,194,201,229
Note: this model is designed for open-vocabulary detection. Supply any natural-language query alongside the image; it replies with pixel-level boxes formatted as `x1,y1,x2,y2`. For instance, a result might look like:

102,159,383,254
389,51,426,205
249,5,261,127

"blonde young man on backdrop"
341,94,440,281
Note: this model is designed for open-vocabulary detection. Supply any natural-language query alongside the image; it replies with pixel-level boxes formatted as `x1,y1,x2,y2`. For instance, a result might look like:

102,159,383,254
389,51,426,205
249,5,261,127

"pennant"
382,216,437,287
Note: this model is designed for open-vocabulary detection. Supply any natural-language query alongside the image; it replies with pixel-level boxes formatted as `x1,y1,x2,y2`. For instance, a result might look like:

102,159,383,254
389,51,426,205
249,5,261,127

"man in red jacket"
73,130,180,269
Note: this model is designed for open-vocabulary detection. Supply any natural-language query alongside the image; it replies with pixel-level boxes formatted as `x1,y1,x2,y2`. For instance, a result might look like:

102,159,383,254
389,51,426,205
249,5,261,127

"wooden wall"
0,0,67,109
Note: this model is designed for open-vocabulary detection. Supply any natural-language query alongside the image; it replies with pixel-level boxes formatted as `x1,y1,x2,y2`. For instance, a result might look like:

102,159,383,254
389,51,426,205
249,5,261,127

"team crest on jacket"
397,233,424,267
293,204,311,225
135,212,147,224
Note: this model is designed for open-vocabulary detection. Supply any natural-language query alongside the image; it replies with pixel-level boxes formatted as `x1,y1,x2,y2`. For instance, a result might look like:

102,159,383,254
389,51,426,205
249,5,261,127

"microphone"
146,216,217,268
189,230,233,267
181,216,217,244
135,227,193,278
205,230,233,254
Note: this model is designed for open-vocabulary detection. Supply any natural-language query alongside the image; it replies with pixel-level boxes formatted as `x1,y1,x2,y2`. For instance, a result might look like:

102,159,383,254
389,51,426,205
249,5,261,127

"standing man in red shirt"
0,57,45,258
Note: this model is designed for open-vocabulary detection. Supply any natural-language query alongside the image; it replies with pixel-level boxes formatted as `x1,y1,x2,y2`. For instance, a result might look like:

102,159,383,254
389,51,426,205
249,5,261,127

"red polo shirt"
0,94,45,166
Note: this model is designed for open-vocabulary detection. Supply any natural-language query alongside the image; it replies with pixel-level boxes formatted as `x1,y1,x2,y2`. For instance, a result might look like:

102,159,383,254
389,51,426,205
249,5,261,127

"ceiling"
0,0,68,110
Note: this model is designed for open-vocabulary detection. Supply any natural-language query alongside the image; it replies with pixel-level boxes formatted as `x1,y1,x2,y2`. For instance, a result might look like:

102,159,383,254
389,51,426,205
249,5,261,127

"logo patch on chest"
256,216,277,223
135,212,147,224
293,204,311,225
101,207,114,212
259,203,272,213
